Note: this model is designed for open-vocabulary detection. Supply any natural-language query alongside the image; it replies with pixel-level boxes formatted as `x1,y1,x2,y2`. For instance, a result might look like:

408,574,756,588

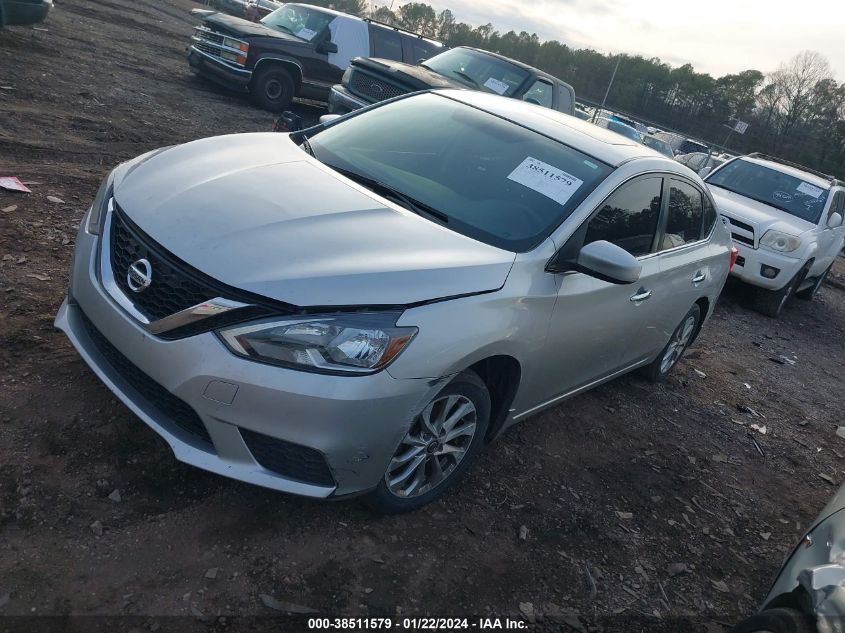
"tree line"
314,0,845,178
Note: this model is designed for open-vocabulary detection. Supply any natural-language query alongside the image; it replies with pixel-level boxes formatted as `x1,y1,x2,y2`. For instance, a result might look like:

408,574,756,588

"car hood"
112,133,515,307
353,57,467,91
708,185,815,236
202,13,299,41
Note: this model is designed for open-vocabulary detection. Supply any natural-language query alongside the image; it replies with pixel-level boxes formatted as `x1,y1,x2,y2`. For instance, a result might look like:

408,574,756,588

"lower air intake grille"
79,310,214,448
241,428,335,487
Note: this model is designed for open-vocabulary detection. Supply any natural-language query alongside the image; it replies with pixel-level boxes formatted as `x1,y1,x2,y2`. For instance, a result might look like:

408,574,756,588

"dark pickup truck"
0,0,52,27
328,46,577,116
188,2,443,111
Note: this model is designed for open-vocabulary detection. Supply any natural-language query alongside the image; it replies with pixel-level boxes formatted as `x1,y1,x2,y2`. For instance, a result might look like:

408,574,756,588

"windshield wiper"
328,165,449,224
452,70,480,88
299,134,314,157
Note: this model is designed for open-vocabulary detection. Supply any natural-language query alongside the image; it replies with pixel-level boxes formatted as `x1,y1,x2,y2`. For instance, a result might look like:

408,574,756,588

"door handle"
630,288,652,302
692,271,706,284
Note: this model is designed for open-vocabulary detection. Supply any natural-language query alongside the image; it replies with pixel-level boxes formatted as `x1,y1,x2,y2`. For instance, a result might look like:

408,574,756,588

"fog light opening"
760,265,780,279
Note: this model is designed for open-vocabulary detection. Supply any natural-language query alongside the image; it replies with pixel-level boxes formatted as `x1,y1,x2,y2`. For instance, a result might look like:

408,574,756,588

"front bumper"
188,46,252,91
327,84,370,115
55,217,437,498
729,242,804,291
5,0,52,25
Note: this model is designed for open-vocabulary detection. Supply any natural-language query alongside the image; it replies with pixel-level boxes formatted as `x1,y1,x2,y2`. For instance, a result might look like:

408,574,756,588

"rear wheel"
643,304,701,382
250,65,295,112
795,264,831,301
364,371,490,514
753,264,810,317
729,608,815,633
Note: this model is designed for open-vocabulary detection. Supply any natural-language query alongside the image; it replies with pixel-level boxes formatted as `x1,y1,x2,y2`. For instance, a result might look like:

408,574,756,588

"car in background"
676,151,726,177
594,116,644,142
574,107,591,121
328,46,576,116
654,131,709,156
0,0,52,27
207,0,281,21
609,114,650,136
730,481,845,633
188,3,443,110
642,134,674,158
705,153,845,317
56,89,730,514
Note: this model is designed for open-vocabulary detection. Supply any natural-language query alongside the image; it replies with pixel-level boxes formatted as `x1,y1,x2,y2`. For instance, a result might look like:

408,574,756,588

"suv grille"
721,214,756,248
241,428,335,487
79,310,214,448
348,70,407,103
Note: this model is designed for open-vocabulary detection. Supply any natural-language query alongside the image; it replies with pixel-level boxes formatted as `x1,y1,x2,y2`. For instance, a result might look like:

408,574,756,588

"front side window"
309,93,613,252
662,180,704,249
420,48,529,97
262,4,334,41
706,158,830,223
584,177,663,257
370,26,403,60
522,80,554,108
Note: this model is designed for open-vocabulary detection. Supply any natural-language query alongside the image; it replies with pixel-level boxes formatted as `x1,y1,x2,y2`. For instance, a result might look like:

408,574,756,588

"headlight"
218,312,417,374
85,169,116,235
760,230,802,253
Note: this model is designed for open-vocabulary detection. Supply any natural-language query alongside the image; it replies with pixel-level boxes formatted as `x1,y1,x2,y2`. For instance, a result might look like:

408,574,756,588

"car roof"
739,155,832,189
435,90,667,167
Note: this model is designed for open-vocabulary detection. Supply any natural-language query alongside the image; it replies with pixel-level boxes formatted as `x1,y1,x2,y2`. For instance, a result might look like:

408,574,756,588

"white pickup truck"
704,153,845,317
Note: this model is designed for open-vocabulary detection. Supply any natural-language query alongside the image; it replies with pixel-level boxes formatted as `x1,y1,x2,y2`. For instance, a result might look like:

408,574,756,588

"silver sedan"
56,90,732,513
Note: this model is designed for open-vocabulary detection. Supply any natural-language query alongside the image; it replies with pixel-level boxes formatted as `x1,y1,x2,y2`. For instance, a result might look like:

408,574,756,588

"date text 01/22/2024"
306,617,529,630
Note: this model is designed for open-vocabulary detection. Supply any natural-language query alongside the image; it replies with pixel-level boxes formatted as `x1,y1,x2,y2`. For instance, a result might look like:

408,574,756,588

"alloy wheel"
386,394,478,499
660,315,697,375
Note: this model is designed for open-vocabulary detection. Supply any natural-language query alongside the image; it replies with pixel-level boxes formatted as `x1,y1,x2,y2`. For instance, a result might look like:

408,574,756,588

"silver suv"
56,90,732,513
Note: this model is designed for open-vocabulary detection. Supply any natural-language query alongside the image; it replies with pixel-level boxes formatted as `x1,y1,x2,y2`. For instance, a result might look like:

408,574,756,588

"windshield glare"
262,4,334,41
706,159,830,223
309,94,612,252
422,48,529,97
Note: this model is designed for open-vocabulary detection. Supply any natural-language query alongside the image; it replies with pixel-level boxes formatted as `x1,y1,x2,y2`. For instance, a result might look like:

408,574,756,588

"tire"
642,304,701,383
795,264,832,301
364,371,491,515
0,1,5,29
753,264,810,318
250,65,295,112
729,608,815,633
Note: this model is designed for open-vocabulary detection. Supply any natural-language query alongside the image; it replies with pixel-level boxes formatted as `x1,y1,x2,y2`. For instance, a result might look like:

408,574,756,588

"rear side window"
584,177,663,257
370,26,403,60
410,39,439,62
662,180,704,249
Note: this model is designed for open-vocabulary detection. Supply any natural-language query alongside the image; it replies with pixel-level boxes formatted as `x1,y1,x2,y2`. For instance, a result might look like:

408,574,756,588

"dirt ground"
1,1,845,631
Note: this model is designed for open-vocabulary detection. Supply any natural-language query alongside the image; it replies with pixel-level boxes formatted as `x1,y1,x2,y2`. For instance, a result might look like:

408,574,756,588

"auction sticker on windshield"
507,157,583,205
296,28,317,40
796,181,824,199
483,77,509,95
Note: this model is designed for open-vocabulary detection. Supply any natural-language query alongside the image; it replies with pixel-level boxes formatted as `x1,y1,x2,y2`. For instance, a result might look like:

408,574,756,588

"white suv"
705,154,845,317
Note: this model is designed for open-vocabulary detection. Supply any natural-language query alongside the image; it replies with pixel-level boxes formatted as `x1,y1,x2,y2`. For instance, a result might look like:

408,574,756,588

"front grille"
191,26,247,66
727,217,754,233
107,206,288,339
732,233,755,246
79,310,214,448
241,428,335,487
722,214,756,249
348,70,407,103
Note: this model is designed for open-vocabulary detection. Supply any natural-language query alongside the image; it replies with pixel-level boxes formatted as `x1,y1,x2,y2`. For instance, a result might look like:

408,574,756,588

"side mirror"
550,240,641,284
318,113,343,125
828,212,843,229
316,40,338,54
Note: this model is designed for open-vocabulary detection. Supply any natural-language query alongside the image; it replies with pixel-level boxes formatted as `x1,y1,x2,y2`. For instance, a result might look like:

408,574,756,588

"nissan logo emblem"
127,258,153,293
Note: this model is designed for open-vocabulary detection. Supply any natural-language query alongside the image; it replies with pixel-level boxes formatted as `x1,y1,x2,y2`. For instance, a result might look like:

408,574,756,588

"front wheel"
729,608,815,633
795,264,832,301
753,264,809,317
364,371,490,514
642,304,701,383
250,66,295,112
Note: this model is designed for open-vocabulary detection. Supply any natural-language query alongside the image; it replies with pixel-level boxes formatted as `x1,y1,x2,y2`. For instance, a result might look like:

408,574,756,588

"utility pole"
593,55,621,122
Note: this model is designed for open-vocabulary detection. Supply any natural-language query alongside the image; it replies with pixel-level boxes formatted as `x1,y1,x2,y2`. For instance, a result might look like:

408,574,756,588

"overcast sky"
386,0,845,79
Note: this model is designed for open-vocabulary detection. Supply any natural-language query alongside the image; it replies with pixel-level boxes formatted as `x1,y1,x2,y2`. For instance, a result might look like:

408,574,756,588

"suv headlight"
218,312,417,374
85,169,116,235
760,230,802,253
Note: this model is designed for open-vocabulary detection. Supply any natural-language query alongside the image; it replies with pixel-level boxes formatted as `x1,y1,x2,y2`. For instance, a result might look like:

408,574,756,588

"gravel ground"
1,2,844,631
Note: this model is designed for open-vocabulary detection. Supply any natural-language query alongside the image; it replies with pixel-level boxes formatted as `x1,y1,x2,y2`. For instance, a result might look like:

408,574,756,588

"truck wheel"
364,371,490,515
752,264,810,318
0,1,5,29
729,608,814,633
250,66,295,112
642,304,701,383
795,264,831,301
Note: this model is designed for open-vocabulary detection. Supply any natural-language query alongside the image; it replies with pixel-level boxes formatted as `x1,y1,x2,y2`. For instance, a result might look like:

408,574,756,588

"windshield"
261,4,334,41
309,93,613,251
421,48,529,97
706,158,830,223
